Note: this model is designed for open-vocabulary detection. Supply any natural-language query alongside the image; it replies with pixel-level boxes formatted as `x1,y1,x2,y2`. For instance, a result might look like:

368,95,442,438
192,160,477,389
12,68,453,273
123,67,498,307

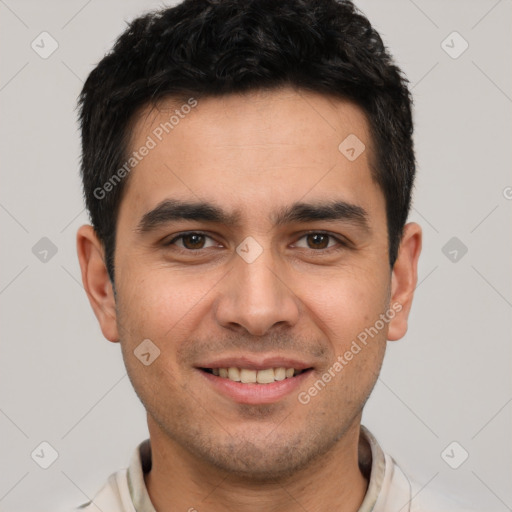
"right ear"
76,224,119,343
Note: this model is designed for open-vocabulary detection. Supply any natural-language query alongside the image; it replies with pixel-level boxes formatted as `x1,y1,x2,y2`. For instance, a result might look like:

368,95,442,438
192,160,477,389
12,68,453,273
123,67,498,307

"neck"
144,416,369,512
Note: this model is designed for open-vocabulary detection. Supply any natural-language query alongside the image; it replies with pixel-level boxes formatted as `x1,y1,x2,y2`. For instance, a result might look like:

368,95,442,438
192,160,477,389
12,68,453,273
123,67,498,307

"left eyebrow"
272,200,370,231
135,198,370,234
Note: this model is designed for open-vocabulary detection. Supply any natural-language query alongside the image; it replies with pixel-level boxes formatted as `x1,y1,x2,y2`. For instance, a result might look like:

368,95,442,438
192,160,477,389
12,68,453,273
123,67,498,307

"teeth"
209,367,304,384
228,367,241,382
274,367,286,381
240,369,257,383
256,368,275,384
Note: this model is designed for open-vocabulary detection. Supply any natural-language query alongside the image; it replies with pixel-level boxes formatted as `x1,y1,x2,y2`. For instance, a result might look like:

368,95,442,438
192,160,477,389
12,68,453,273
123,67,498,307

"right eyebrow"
136,199,242,233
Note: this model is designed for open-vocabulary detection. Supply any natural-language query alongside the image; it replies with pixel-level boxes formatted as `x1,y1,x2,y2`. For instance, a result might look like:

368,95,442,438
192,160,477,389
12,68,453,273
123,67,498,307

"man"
74,0,475,510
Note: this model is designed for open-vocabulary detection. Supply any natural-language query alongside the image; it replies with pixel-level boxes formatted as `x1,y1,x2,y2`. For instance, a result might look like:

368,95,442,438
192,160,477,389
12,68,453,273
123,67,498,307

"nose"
213,243,301,336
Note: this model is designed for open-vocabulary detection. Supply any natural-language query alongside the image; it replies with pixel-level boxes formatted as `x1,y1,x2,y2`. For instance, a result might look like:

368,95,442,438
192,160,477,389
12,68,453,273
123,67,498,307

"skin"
77,87,421,512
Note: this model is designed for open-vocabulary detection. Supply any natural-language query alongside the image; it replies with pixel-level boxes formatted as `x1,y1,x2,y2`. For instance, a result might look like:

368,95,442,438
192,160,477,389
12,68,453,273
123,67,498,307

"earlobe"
387,222,422,341
76,224,120,343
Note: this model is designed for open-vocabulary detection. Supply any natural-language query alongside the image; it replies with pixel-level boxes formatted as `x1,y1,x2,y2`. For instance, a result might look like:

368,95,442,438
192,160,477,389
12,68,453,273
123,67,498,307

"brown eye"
181,233,206,249
306,233,330,249
166,232,217,250
292,232,350,255
294,232,342,251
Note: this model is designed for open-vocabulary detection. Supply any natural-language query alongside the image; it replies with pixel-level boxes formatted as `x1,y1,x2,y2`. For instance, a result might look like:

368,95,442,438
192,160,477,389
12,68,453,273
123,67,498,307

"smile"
201,367,308,384
198,366,314,404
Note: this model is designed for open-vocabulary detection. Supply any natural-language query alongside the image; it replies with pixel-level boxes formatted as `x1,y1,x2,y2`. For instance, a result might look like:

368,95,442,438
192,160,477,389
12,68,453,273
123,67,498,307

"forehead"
119,88,384,226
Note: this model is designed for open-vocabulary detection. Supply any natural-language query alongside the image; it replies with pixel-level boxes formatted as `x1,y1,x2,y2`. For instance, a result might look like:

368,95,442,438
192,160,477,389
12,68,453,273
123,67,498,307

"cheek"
114,269,206,405
115,264,218,347
300,267,390,347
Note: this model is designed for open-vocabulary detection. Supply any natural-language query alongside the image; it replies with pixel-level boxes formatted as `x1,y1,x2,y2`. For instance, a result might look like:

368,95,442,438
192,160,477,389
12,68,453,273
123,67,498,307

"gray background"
0,0,510,510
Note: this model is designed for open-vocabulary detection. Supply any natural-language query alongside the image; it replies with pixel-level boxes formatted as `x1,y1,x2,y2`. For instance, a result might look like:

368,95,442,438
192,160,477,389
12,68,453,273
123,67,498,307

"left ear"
387,222,422,341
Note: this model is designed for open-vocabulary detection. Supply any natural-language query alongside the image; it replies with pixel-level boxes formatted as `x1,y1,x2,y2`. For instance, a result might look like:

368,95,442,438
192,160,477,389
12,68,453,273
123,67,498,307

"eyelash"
164,231,348,254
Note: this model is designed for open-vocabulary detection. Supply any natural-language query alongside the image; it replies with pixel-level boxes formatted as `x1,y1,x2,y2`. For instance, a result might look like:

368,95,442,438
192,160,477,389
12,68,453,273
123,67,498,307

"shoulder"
408,480,479,512
72,468,134,512
374,450,491,512
394,461,496,512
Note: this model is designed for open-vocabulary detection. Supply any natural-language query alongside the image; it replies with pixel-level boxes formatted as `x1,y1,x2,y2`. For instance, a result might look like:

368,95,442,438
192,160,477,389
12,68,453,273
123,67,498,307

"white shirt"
74,426,477,512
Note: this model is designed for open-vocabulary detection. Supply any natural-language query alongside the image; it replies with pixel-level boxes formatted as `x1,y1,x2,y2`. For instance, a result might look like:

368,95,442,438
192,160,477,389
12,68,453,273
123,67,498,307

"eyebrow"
136,198,370,233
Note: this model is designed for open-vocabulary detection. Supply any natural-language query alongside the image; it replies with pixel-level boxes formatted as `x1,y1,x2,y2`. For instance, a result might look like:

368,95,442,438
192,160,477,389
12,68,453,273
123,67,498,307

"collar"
127,425,390,512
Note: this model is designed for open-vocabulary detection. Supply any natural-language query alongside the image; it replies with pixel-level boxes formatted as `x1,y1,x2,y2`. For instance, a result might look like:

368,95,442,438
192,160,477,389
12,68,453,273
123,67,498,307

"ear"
387,222,422,341
76,224,119,343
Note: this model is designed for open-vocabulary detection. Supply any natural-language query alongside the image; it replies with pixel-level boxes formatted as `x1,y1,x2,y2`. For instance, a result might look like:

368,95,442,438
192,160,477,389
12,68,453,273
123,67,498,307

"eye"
164,231,347,253
293,232,346,251
166,232,218,250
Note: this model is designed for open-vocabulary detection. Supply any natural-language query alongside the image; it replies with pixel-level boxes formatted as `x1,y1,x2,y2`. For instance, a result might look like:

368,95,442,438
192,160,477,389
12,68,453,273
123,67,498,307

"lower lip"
198,369,313,404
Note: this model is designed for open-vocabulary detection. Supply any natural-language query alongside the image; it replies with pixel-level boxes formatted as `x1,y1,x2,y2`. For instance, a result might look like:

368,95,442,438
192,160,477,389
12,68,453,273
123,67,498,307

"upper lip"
196,355,314,371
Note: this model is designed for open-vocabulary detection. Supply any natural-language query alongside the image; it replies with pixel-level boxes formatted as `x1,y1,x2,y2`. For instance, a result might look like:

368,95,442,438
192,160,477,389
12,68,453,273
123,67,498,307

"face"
78,87,421,480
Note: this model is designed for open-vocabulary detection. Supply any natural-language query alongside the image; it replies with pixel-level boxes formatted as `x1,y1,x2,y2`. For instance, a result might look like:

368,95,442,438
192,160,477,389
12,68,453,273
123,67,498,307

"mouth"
196,364,314,404
199,366,311,384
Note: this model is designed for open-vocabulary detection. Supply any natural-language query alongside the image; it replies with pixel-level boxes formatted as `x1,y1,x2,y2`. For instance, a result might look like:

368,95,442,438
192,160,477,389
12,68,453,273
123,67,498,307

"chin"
190,432,332,483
